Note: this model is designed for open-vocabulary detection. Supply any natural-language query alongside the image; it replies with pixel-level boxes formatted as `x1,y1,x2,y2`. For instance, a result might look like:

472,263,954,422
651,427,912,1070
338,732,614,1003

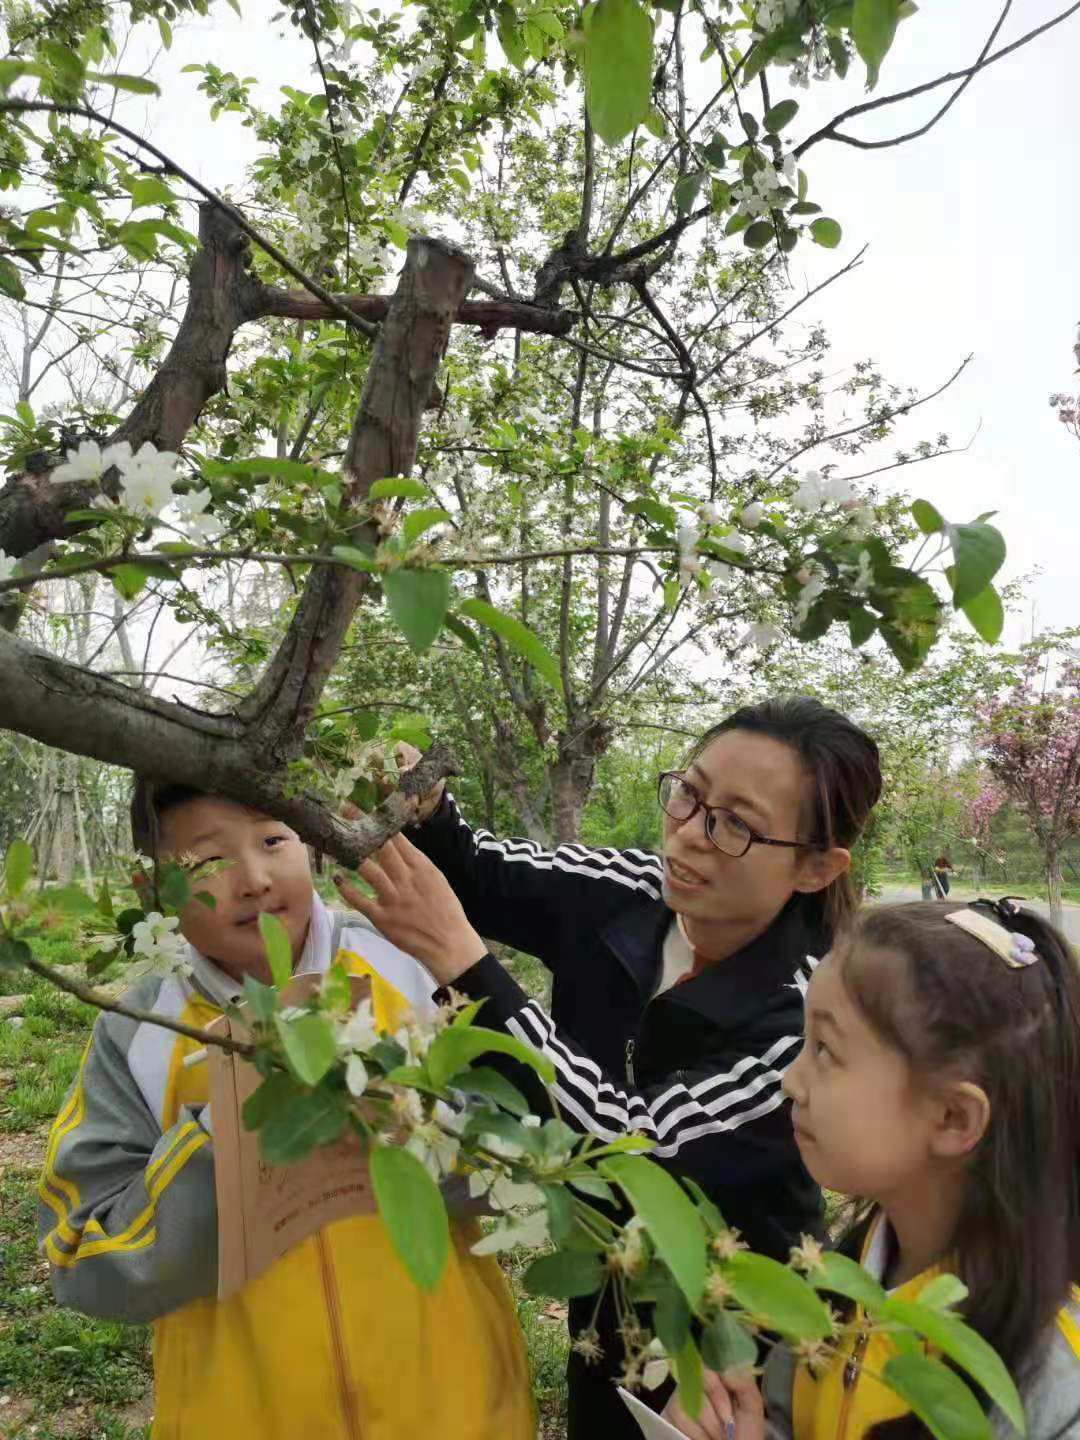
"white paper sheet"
618,1387,688,1440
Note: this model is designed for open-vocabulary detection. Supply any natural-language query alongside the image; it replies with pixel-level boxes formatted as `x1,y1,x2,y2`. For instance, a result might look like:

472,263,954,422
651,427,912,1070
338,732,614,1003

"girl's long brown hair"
836,901,1080,1434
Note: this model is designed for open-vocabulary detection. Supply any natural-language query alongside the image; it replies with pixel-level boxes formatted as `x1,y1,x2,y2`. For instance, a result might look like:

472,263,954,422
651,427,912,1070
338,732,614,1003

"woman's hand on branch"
662,1367,764,1440
333,833,486,986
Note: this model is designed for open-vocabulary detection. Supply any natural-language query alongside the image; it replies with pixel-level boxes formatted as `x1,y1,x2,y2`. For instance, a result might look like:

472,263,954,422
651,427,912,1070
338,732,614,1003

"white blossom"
642,1339,671,1392
406,1122,461,1181
608,1216,647,1276
707,559,733,586
678,555,700,590
479,1130,525,1161
847,502,876,538
470,1206,550,1256
821,474,857,506
345,1054,369,1097
51,439,132,486
700,501,721,525
0,550,16,583
676,523,699,555
120,444,178,517
392,1086,426,1129
126,912,190,981
740,502,764,529
790,470,825,511
782,153,798,186
718,530,748,555
743,622,782,650
789,57,811,88
794,567,827,628
175,487,224,542
294,136,319,165
490,1177,545,1213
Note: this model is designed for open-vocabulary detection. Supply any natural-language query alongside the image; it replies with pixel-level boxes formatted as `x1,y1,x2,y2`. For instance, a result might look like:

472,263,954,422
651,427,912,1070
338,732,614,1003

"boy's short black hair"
130,780,207,857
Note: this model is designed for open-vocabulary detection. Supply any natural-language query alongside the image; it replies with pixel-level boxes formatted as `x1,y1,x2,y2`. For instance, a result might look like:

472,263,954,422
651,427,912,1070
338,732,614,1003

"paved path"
876,886,1080,945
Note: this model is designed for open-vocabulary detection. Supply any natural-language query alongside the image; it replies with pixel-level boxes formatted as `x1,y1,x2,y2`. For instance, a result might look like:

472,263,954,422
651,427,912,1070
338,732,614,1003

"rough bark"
548,711,611,845
259,289,575,338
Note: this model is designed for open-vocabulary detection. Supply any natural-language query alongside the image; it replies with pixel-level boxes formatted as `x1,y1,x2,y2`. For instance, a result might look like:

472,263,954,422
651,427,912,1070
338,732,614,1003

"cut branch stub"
239,235,476,763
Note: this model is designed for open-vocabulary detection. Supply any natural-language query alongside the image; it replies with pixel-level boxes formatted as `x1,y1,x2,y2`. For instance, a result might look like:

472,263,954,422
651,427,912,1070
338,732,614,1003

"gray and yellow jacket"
760,1211,1080,1440
37,896,532,1440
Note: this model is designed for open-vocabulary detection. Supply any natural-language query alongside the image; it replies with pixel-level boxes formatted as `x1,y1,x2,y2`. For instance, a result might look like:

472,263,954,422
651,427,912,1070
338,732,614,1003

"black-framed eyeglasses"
657,771,822,859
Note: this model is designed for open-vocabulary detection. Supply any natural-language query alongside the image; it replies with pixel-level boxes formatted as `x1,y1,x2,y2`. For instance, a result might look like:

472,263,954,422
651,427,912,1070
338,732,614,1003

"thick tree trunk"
547,712,612,845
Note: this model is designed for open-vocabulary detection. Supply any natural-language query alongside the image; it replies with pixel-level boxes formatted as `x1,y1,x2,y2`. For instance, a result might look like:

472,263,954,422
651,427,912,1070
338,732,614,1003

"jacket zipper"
835,1330,868,1440
317,1231,362,1440
625,1038,636,1084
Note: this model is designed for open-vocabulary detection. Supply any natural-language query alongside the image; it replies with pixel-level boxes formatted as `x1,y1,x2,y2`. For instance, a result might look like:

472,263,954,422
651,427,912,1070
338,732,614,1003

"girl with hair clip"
664,898,1080,1440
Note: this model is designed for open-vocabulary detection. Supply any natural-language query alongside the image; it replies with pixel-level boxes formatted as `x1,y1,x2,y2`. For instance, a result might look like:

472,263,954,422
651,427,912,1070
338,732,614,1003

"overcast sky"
115,0,1079,655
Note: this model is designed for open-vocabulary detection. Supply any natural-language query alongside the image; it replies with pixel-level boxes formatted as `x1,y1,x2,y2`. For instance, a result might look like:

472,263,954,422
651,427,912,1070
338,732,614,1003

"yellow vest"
153,949,533,1440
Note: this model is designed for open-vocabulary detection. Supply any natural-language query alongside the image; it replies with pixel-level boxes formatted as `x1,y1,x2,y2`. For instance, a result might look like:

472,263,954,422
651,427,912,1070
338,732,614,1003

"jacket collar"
599,891,825,1008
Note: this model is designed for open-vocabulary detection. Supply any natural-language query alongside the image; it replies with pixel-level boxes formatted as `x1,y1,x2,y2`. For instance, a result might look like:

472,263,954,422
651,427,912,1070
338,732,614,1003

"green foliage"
383,567,452,655
601,1154,706,1306
582,0,653,145
258,911,293,988
723,1252,833,1341
370,1142,450,1292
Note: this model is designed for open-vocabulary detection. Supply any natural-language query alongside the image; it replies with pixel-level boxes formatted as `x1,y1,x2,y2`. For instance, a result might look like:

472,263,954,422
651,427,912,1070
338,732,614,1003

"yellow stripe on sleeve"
47,1126,209,1269
1057,1302,1080,1361
37,1038,92,1239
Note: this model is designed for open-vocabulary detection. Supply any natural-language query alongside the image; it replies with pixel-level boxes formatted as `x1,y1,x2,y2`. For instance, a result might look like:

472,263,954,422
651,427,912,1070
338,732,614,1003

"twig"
19,952,254,1056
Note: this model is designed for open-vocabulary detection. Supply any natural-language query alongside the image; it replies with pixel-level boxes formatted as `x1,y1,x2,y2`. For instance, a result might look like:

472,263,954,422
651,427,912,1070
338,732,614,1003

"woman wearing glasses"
334,696,882,1439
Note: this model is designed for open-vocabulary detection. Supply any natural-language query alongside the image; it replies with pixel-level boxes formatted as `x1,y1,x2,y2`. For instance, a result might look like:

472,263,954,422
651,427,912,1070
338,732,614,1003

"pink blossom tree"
975,653,1080,926
1048,324,1080,447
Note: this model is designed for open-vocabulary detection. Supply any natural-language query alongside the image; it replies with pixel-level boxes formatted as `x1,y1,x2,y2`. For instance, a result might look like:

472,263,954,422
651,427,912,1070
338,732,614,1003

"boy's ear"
930,1081,990,1161
793,846,850,896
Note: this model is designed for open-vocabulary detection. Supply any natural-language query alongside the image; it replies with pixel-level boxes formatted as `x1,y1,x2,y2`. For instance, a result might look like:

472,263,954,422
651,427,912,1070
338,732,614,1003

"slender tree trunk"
54,752,78,884
1046,841,1064,929
74,775,94,895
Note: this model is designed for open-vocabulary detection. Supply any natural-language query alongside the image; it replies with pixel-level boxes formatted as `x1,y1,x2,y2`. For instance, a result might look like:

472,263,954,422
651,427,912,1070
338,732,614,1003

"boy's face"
160,796,313,983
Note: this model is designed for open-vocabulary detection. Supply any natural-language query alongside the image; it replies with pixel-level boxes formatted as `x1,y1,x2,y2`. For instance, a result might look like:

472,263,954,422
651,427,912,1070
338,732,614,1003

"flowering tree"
975,643,1080,926
1049,323,1080,448
0,0,1075,1428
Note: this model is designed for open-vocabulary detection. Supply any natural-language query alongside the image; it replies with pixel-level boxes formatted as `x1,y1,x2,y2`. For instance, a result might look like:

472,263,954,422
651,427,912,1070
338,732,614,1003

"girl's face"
782,953,940,1201
660,731,847,934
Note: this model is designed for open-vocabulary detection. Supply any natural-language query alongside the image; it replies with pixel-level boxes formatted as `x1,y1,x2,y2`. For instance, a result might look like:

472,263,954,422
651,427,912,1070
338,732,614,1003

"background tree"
974,634,1080,926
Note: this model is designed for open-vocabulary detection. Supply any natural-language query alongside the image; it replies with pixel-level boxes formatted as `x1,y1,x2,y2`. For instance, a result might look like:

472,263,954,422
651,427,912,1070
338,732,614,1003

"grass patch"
501,1248,569,1438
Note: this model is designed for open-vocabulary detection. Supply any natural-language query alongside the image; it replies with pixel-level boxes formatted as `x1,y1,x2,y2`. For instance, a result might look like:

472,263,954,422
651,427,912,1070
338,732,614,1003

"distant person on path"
932,852,955,896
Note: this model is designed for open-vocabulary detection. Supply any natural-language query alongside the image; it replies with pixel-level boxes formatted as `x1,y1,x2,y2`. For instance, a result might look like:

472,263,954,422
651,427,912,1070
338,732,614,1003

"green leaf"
881,1352,990,1440
700,1312,758,1373
764,99,799,133
88,71,161,94
911,499,944,535
851,0,900,89
673,170,706,215
257,1084,348,1165
370,1143,450,1292
3,838,32,899
725,211,750,237
679,1175,726,1233
0,258,26,301
643,104,667,140
274,1011,337,1087
810,217,842,248
947,522,1006,607
601,1154,706,1307
320,960,352,1015
810,1251,887,1310
130,176,177,209
157,15,173,48
918,1274,969,1311
531,10,564,40
242,1068,298,1131
369,476,429,501
156,863,190,911
258,911,294,988
331,546,375,573
880,1297,1023,1431
442,611,483,656
242,974,277,1026
673,1334,704,1421
206,456,321,484
848,606,878,647
426,1023,555,1090
568,1172,616,1204
96,880,113,920
703,136,727,167
402,507,452,546
654,1279,692,1352
382,567,452,656
960,584,1004,645
458,598,562,691
447,1065,531,1116
723,1252,833,1340
543,1184,574,1242
522,1248,604,1299
582,0,653,146
744,220,774,250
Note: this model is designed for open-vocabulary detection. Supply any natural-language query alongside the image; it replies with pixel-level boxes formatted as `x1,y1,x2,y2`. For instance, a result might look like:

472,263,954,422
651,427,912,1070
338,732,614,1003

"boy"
37,784,532,1440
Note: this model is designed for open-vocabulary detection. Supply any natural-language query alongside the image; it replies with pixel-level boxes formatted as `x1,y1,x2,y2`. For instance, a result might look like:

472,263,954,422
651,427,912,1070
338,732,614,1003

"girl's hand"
662,1368,764,1440
333,832,487,985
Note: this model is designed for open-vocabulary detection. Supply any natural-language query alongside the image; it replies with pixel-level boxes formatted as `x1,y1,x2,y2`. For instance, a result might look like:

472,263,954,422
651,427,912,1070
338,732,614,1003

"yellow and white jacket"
762,1211,1080,1440
37,897,533,1440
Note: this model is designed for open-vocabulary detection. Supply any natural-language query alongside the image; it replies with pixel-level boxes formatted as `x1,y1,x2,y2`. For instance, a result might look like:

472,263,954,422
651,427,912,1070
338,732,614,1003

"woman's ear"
793,846,850,896
930,1081,991,1161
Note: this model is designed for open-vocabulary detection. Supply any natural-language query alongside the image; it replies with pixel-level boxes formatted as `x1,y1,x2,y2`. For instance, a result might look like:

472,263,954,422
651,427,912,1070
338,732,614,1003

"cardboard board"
207,973,377,1299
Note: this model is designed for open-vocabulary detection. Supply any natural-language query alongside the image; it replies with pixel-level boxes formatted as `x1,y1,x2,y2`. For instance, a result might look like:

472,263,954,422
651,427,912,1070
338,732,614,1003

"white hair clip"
944,907,1040,969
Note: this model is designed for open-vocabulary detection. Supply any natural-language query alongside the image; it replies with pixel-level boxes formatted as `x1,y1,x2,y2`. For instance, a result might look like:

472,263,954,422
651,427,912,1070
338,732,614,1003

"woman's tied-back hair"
687,696,882,942
837,900,1080,1408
